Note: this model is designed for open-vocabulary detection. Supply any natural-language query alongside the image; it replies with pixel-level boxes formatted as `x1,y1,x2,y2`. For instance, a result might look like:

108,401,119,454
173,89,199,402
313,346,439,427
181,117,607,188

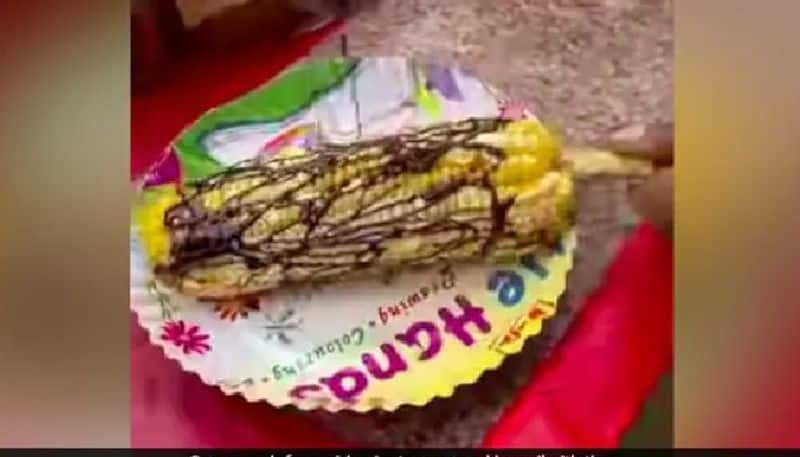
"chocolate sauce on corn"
161,118,544,286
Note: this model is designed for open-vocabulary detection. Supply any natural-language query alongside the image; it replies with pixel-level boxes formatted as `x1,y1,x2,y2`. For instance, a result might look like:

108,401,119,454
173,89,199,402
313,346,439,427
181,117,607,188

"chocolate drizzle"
159,117,555,293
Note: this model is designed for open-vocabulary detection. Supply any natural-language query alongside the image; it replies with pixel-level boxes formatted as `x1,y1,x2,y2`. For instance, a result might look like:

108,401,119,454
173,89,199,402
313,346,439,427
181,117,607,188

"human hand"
606,123,674,238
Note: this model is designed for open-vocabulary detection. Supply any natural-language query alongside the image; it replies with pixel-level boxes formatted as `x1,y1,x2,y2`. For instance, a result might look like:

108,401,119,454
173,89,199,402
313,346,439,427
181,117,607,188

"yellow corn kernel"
141,118,595,300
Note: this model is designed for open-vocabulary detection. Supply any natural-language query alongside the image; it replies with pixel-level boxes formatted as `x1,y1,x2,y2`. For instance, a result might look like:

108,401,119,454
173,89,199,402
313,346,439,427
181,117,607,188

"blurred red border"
131,21,673,448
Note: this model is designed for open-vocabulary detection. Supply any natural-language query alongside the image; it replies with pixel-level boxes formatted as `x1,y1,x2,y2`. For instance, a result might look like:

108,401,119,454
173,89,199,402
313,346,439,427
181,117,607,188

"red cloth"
130,24,673,448
483,223,673,447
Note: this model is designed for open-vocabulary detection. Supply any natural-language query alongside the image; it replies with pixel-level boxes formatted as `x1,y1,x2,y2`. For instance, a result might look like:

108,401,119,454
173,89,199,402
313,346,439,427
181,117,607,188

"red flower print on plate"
160,320,211,355
214,297,260,322
499,99,530,120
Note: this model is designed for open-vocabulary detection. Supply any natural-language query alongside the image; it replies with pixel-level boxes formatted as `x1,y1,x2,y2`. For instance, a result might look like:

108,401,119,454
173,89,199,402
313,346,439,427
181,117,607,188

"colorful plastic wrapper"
130,57,574,411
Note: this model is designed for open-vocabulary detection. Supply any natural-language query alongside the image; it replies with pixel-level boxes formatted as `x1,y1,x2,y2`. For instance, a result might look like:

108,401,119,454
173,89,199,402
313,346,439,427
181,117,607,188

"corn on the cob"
135,118,644,301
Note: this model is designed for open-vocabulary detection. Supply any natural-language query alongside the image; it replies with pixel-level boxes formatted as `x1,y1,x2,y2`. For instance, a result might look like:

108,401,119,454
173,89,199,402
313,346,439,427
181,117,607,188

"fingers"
606,122,674,167
603,122,674,237
631,168,673,238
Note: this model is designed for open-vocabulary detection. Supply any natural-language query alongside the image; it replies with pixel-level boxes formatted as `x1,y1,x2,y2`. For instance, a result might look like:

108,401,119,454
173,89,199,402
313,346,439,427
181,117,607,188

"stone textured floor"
307,0,673,447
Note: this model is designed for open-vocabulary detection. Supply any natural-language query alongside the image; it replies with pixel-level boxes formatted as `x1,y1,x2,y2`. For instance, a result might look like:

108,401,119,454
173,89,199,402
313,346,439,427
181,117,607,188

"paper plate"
130,57,575,411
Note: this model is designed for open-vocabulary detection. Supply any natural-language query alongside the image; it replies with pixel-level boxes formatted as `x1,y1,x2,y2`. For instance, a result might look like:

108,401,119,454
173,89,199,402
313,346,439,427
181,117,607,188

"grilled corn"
134,118,651,300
